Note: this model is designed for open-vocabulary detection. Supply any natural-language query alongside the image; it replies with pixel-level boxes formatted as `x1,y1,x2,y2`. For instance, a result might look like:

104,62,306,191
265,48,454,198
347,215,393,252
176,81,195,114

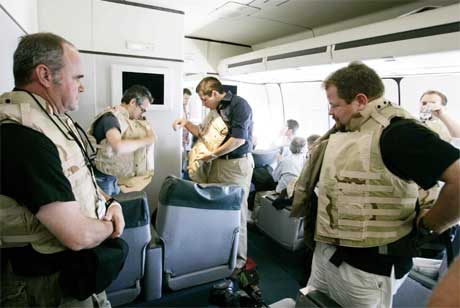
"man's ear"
128,98,137,106
35,64,54,88
355,93,369,110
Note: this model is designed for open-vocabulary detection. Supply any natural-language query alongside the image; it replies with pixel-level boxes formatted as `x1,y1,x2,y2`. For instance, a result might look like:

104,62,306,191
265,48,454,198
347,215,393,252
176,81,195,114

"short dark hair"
13,32,73,86
420,90,448,106
183,88,192,96
196,77,225,96
287,119,299,134
323,62,384,104
121,85,153,106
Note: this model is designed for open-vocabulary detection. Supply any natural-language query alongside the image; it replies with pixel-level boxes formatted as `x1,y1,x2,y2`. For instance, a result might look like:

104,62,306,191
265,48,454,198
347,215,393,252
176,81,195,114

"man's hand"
173,118,188,131
426,102,444,119
196,151,217,162
104,202,125,239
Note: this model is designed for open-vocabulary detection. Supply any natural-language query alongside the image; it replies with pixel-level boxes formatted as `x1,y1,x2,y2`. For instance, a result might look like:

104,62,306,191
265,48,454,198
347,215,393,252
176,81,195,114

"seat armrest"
409,270,437,290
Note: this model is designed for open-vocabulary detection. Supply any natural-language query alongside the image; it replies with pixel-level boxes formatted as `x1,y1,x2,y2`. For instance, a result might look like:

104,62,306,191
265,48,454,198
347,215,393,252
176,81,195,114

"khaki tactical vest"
315,98,418,248
188,110,228,183
418,118,451,210
0,91,104,253
88,107,154,191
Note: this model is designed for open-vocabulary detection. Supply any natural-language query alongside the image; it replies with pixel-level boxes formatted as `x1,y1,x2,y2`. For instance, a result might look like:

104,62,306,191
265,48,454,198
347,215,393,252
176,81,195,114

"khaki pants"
208,155,254,268
1,261,111,308
307,242,408,308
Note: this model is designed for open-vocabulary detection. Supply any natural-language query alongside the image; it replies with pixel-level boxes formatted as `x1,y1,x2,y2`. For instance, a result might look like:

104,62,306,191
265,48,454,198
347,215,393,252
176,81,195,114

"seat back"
253,148,279,168
156,176,243,290
256,194,304,251
106,191,151,307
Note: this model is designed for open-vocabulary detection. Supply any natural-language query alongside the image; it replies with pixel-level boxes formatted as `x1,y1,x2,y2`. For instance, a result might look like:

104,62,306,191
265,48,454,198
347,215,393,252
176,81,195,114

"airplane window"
382,78,399,105
400,75,460,120
234,82,276,150
281,82,330,139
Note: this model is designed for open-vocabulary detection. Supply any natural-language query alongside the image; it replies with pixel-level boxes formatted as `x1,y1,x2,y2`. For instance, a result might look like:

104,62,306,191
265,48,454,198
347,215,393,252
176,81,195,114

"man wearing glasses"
88,85,156,195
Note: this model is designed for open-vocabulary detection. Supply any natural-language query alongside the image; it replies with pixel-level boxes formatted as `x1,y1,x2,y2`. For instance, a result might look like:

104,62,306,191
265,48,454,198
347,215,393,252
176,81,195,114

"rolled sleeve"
229,101,251,140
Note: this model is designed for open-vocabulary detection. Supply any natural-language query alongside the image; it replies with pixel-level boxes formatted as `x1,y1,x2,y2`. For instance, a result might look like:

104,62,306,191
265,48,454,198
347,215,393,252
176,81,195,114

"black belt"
219,153,249,160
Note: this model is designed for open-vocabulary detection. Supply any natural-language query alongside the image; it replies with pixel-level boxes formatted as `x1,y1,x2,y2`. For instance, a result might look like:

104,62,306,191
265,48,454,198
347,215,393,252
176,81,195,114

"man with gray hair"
88,85,156,195
1,32,125,307
272,136,307,194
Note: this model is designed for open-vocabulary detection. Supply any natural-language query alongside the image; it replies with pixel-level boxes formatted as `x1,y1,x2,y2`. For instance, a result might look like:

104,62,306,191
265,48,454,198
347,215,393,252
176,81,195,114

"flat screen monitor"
222,84,237,95
112,64,171,110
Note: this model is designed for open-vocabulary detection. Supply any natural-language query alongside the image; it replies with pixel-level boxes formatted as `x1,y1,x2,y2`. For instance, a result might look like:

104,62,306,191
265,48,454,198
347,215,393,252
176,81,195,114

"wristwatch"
105,197,118,209
418,216,435,236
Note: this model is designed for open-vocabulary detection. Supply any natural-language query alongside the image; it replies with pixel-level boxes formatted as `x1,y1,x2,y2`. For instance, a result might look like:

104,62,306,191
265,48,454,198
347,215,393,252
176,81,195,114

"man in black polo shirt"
293,62,460,307
173,77,254,269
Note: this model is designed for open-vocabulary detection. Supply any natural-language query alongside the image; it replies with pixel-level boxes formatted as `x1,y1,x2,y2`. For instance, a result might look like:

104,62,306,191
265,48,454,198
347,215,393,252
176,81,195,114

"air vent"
398,6,440,18
228,58,263,69
267,46,328,61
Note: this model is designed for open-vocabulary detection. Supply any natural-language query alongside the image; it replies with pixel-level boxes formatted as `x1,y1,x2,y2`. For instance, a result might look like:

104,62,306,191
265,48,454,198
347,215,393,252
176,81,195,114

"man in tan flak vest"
88,85,156,195
0,32,126,307
173,77,254,271
291,62,460,308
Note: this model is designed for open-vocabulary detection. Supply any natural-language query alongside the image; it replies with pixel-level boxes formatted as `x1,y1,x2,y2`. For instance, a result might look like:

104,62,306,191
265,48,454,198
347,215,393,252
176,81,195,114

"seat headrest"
159,176,243,211
252,148,279,168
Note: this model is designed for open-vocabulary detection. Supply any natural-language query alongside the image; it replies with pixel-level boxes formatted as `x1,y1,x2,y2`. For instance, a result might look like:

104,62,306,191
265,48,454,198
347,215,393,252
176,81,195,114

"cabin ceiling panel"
190,16,307,46
111,0,457,46
252,0,419,29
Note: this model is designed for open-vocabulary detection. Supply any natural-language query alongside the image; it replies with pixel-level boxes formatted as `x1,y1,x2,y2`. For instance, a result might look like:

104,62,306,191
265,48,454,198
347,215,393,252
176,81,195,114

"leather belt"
219,153,249,160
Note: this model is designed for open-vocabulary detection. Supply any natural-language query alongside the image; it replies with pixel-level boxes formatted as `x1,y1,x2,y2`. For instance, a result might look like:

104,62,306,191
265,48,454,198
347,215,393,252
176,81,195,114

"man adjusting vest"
88,85,156,195
291,62,460,308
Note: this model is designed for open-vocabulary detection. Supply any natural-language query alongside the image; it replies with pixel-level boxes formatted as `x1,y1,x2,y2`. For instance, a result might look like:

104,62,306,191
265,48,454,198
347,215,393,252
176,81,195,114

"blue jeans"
94,169,120,196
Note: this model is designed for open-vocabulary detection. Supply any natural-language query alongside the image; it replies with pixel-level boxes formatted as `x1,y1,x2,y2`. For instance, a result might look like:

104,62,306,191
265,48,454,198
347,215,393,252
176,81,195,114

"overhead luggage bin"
218,4,460,79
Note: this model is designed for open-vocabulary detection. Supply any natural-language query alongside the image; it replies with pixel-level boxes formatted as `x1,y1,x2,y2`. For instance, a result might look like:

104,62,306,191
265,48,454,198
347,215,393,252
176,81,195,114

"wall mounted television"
111,64,171,111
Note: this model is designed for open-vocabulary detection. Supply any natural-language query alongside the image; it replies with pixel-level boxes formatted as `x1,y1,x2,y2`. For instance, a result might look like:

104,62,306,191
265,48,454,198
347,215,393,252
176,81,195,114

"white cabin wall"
35,0,184,211
0,0,38,93
0,0,38,34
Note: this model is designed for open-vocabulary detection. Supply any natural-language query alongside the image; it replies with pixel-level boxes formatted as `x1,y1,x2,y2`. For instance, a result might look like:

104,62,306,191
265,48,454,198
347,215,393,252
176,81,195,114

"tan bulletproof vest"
0,91,103,253
88,107,154,191
417,118,451,210
315,98,418,248
188,110,228,183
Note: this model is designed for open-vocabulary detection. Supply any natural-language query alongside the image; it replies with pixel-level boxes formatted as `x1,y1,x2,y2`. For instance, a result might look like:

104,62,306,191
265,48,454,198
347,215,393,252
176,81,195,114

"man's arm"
419,159,460,233
36,201,114,251
380,118,460,233
428,256,460,308
97,188,125,238
198,137,245,162
172,118,200,137
105,127,155,155
435,109,460,138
